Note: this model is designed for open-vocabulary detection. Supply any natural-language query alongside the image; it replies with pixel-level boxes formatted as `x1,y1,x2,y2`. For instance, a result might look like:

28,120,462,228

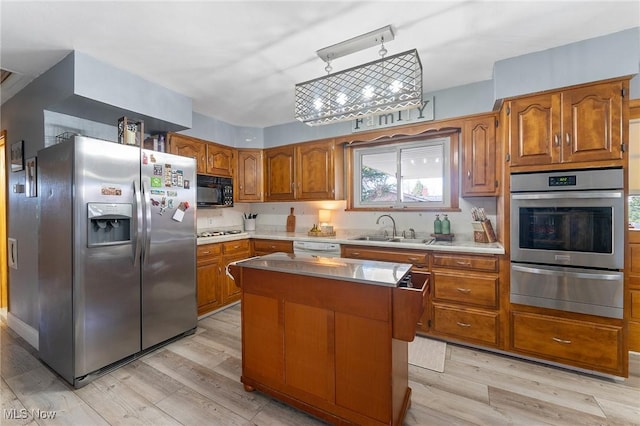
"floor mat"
408,336,446,372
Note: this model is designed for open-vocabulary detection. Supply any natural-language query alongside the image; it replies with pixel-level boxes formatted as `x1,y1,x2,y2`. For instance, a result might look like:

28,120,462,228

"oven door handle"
511,192,622,200
511,264,622,281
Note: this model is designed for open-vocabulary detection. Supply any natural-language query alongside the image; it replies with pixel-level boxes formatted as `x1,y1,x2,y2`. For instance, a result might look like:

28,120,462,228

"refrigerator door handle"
133,180,143,266
142,180,152,265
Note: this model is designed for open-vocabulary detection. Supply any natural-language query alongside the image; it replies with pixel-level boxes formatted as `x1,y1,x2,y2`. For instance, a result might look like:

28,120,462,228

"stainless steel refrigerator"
38,135,197,387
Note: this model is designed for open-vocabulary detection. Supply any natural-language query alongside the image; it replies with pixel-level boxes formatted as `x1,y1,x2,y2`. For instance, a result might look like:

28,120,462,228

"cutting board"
286,207,296,232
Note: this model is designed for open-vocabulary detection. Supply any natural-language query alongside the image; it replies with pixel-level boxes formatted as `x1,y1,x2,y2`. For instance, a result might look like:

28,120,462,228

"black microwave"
196,175,233,207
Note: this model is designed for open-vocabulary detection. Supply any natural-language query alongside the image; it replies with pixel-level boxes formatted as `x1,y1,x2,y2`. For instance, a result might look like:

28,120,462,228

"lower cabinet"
511,310,625,376
431,305,499,347
197,239,251,316
197,244,222,316
430,252,502,347
235,266,425,426
341,245,430,333
252,238,293,256
221,240,251,305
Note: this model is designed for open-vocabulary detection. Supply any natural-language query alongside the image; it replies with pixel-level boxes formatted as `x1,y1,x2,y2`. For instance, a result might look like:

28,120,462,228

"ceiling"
1,1,638,129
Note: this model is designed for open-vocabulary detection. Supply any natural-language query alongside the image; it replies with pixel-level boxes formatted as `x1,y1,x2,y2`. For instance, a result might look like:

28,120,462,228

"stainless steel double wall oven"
510,168,624,319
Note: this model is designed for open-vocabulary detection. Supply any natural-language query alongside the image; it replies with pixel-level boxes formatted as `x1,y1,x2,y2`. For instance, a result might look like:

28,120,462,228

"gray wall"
2,28,639,335
494,28,640,100
178,112,264,148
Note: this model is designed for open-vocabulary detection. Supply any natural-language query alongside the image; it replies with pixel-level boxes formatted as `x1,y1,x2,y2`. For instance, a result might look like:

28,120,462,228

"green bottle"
442,214,451,235
434,214,442,234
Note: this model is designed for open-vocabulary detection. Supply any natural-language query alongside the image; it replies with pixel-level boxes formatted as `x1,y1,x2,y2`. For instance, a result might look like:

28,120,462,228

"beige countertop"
198,229,505,255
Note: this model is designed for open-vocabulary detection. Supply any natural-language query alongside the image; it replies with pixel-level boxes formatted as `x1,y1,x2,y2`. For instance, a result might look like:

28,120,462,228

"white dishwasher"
292,240,341,257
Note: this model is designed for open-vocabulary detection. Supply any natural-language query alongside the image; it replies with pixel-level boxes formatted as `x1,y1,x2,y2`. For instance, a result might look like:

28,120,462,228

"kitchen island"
228,253,428,426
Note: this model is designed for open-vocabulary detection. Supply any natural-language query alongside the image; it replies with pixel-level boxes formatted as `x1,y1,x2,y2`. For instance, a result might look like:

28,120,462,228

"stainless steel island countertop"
230,252,412,287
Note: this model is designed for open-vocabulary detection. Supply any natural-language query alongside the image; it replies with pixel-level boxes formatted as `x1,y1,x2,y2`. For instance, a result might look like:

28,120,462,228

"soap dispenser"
434,214,442,234
442,214,451,235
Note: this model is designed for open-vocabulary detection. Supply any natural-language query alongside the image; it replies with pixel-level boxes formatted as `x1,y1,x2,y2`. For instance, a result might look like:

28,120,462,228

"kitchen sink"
388,238,432,244
349,235,434,245
350,235,392,242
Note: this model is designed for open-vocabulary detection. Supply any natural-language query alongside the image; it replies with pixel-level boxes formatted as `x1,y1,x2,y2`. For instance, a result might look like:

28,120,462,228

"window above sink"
346,128,459,212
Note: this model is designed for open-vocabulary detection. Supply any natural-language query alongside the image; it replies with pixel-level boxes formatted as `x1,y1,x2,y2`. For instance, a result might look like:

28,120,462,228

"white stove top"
197,230,248,240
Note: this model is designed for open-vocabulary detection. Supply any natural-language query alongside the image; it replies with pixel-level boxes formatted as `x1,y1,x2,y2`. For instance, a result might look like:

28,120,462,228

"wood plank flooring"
2,304,639,425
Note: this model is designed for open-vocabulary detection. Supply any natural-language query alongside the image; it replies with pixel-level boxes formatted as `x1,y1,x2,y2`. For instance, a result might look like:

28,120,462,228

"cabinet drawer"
197,243,221,262
342,245,428,267
253,239,293,254
432,271,498,308
431,304,499,346
511,312,622,372
432,253,497,272
222,239,251,256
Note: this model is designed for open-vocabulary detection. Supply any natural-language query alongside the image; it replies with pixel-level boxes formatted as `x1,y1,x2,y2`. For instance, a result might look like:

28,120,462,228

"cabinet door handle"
407,257,419,262
467,170,471,179
565,132,571,146
351,252,361,256
201,250,210,255
456,322,471,328
554,134,560,146
552,337,572,344
456,288,471,293
456,261,471,266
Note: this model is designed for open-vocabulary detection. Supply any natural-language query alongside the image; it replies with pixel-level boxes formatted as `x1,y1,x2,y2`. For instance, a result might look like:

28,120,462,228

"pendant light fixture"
295,25,423,126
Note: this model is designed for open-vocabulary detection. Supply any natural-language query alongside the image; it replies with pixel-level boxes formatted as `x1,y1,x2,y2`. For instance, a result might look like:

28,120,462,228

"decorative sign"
351,96,434,133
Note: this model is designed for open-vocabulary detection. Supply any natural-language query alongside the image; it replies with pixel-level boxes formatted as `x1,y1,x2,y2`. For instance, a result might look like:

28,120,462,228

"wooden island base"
229,257,428,426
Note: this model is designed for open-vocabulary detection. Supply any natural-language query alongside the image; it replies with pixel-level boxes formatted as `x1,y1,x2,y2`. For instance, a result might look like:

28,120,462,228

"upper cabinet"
462,114,498,196
167,133,207,173
264,145,296,201
507,79,627,170
206,145,234,177
236,149,263,202
264,139,344,201
167,133,234,176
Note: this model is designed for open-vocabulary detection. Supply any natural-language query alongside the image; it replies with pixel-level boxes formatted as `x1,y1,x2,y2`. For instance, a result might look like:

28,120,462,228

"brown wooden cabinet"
430,252,501,347
264,138,344,201
462,114,498,196
167,133,234,176
252,238,293,256
230,263,427,425
220,239,251,305
264,145,295,200
627,231,640,352
511,310,624,376
341,244,429,332
168,133,207,173
197,239,250,316
507,79,626,169
236,149,263,202
206,144,234,176
196,244,222,316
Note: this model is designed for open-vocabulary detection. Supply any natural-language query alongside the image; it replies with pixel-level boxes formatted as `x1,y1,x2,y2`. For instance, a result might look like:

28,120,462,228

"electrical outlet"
208,218,214,225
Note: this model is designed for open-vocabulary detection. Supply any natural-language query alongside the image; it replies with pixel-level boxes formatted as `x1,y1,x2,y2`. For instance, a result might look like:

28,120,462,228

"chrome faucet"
376,214,397,238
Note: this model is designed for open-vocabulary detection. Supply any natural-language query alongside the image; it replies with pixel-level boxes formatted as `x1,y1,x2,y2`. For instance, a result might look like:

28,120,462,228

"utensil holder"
244,218,256,231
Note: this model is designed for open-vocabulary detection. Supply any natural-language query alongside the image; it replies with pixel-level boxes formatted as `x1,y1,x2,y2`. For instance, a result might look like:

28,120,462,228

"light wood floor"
2,304,639,425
